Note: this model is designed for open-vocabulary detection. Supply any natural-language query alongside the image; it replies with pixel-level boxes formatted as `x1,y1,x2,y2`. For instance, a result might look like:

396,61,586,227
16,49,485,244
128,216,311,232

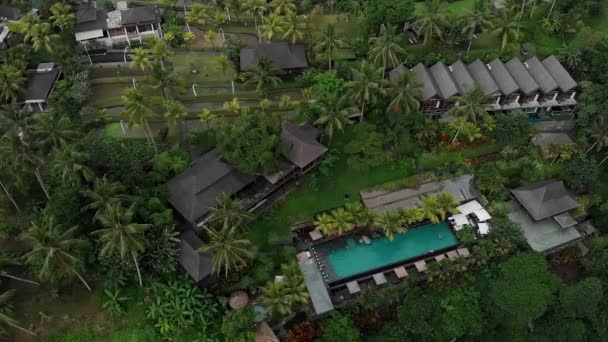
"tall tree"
243,56,283,95
122,87,158,152
447,86,489,143
330,208,355,236
186,3,209,26
81,176,128,222
419,195,442,223
436,192,458,220
260,14,286,42
368,25,406,71
0,134,49,199
51,145,93,187
313,94,355,144
586,115,608,154
0,104,34,138
0,65,25,104
149,37,173,68
25,22,58,53
164,99,189,146
282,13,306,44
93,204,151,287
373,211,406,240
33,113,79,150
388,71,423,113
346,61,387,122
22,215,91,291
199,222,254,277
258,281,290,317
314,24,347,71
244,0,268,28
461,0,494,55
208,193,252,231
492,9,522,50
49,2,75,32
415,0,447,45
0,289,37,336
148,63,183,100
271,0,296,15
314,213,336,236
129,47,152,72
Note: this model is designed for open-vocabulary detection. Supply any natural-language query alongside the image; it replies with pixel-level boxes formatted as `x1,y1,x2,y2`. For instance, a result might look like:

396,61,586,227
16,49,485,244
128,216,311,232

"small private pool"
326,222,458,281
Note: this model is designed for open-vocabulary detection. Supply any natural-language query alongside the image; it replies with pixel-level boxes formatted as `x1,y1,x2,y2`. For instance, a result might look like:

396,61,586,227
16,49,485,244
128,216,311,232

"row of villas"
75,1,162,50
389,56,578,119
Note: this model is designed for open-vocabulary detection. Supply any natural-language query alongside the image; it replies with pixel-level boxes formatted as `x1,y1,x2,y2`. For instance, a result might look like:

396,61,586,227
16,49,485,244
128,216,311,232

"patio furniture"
394,266,409,278
347,281,361,294
473,209,491,222
456,200,483,215
414,260,427,272
449,214,469,229
457,247,471,257
373,272,388,285
478,222,490,236
446,250,459,261
309,229,323,241
435,254,446,262
296,251,310,262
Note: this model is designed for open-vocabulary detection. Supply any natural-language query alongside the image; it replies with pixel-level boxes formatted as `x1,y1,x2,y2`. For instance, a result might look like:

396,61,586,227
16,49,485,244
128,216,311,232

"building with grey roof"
177,230,214,285
0,4,20,21
411,63,440,101
20,63,61,112
281,122,328,170
510,180,580,221
525,57,558,94
450,61,476,94
542,56,577,92
487,58,520,95
468,60,500,95
240,43,308,71
505,57,539,95
430,62,460,98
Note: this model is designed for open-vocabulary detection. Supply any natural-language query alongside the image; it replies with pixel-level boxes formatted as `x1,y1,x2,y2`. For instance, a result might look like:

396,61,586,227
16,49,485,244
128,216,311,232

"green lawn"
415,0,476,16
169,53,236,84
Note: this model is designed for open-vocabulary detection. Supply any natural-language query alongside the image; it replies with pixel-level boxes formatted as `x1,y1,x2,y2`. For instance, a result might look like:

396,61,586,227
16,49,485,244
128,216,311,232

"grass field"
169,53,236,83
415,0,476,16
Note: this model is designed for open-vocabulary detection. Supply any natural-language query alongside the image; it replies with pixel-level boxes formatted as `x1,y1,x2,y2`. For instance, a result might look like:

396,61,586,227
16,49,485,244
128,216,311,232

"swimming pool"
327,222,458,280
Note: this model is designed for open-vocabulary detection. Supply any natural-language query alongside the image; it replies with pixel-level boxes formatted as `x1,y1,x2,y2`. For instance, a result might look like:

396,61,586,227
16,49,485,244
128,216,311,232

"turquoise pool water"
327,222,458,280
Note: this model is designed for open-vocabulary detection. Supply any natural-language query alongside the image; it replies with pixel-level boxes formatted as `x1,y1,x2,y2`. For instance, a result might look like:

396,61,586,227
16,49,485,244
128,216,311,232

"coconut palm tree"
199,109,217,129
260,14,286,42
419,195,442,223
492,9,522,50
388,71,423,113
22,215,92,292
199,222,254,277
558,43,581,71
81,176,129,222
165,99,189,146
122,87,158,152
461,0,495,55
148,63,183,100
344,201,374,227
0,253,38,285
205,30,218,51
0,289,37,336
373,211,406,240
49,2,75,32
314,94,355,144
243,56,283,95
330,208,355,235
447,86,489,143
0,104,34,138
244,0,268,28
186,3,208,26
436,192,458,220
216,54,233,77
211,10,228,30
32,114,79,150
129,47,152,72
368,25,406,71
149,37,173,68
313,24,347,70
0,134,49,199
281,261,309,305
25,22,58,53
586,115,608,154
51,145,93,187
313,213,336,236
227,0,244,22
0,65,25,104
399,207,425,226
271,0,296,15
207,193,252,231
282,13,306,44
346,61,387,122
415,0,447,45
258,281,290,317
93,203,151,287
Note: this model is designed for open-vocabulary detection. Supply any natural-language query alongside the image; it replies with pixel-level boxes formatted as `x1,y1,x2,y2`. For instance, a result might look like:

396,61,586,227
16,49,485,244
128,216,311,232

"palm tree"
419,196,442,223
199,109,217,129
148,63,183,100
33,113,79,150
461,0,494,55
122,88,158,152
49,2,75,32
281,262,309,305
0,289,37,336
22,215,91,291
282,13,306,44
313,212,336,236
199,223,254,277
0,253,38,285
25,22,58,53
149,38,173,68
93,204,151,287
344,201,374,227
492,9,521,50
0,104,34,139
346,61,387,122
436,192,458,220
211,10,228,30
207,193,252,231
243,56,283,95
388,71,423,113
586,115,608,154
216,54,233,77
0,134,49,199
165,99,189,147
259,281,290,317
81,176,128,222
244,0,268,28
186,3,208,26
314,24,347,70
330,208,355,235
227,0,244,22
313,94,355,144
205,30,218,51
129,47,152,71
415,0,447,45
373,211,406,240
271,0,296,15
51,145,93,187
558,43,581,71
399,207,425,226
260,14,286,42
447,86,489,143
0,65,25,104
368,26,406,71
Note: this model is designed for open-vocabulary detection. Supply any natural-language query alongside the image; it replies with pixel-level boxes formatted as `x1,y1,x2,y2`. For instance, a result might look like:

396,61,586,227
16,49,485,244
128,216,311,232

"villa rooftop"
298,259,334,315
510,180,580,221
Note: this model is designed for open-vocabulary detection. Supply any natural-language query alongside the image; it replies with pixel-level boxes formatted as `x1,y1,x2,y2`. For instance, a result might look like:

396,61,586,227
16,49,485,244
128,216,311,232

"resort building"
176,229,214,286
0,4,21,50
389,55,577,119
239,43,308,72
168,122,327,229
20,62,62,112
75,1,162,50
508,180,585,254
